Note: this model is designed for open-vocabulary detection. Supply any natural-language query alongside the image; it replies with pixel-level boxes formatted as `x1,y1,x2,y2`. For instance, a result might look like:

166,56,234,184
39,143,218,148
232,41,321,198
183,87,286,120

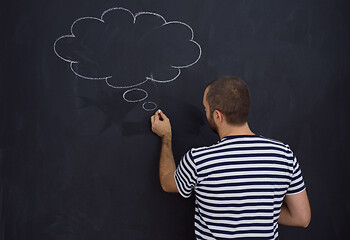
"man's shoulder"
247,135,294,155
190,135,293,158
189,142,221,156
258,135,291,148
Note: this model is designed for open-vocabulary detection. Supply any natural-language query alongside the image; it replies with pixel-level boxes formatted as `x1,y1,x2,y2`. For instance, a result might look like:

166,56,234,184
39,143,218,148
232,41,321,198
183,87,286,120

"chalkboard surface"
1,0,349,239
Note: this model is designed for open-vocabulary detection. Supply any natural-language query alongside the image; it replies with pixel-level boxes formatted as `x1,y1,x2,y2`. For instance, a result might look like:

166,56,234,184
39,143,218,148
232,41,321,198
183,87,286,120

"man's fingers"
157,110,168,121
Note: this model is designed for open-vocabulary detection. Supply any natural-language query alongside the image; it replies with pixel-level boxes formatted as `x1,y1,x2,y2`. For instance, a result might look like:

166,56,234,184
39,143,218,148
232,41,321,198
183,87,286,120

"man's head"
203,76,250,131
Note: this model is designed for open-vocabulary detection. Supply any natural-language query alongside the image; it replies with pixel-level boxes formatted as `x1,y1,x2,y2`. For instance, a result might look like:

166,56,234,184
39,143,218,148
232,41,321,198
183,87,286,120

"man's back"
152,76,310,239
175,135,305,240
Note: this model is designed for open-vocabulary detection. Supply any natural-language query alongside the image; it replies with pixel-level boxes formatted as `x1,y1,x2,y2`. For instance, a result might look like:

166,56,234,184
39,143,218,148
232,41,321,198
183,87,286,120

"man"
151,76,311,240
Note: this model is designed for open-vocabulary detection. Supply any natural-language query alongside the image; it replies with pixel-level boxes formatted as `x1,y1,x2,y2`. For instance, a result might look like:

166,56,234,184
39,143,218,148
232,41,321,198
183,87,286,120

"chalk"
158,110,163,121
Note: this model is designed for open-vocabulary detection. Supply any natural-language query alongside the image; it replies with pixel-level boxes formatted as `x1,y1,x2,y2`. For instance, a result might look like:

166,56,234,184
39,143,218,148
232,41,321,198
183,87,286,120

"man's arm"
278,189,311,228
151,110,178,193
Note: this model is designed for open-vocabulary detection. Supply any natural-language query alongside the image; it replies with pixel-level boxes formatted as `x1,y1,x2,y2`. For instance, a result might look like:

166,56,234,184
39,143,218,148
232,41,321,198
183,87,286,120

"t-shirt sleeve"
174,149,197,198
286,155,306,195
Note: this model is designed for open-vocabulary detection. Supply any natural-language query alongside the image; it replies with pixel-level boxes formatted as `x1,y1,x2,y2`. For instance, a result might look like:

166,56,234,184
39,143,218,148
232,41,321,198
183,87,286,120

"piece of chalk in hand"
158,109,163,121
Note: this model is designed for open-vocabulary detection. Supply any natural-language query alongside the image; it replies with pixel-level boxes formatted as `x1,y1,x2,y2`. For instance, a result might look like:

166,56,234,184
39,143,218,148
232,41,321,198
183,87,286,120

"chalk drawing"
123,88,148,103
142,102,157,111
54,7,202,111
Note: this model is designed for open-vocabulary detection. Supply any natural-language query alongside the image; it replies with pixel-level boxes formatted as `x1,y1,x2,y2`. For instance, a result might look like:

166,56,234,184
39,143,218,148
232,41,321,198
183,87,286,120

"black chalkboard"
1,0,349,239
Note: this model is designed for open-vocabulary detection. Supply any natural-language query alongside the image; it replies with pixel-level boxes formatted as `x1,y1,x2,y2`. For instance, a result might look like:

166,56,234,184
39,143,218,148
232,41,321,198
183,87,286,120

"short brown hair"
206,76,250,125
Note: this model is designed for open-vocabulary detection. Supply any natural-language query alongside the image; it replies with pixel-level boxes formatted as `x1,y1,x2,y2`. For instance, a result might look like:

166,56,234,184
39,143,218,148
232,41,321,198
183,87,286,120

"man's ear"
214,110,224,123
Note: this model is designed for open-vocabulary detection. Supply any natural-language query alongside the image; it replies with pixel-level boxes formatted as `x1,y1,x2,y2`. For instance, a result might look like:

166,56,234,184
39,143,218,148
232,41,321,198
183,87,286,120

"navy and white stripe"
174,135,305,240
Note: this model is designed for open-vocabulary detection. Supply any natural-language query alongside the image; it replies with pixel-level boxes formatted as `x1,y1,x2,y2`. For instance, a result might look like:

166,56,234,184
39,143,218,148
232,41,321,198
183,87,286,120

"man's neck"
218,122,255,139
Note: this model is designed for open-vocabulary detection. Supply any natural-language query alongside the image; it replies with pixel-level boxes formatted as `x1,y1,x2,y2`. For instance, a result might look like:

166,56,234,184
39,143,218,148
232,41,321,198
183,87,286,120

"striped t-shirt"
174,135,305,240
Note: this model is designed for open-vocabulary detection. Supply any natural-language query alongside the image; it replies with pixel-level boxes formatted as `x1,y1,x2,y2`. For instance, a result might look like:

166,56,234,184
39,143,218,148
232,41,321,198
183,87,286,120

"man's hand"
151,110,172,139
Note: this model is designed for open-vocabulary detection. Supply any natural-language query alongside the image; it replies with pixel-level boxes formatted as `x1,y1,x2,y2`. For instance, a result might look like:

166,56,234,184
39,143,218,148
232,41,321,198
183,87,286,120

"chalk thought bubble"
54,7,201,111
